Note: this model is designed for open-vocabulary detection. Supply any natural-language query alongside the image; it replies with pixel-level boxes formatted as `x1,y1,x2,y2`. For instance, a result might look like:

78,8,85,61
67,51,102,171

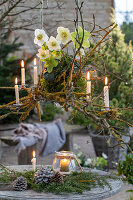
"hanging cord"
39,0,49,74
40,0,44,74
40,0,44,29
47,0,48,8
40,0,49,29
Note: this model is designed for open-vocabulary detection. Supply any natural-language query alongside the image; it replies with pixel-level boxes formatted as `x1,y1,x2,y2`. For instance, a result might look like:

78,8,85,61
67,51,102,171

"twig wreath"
0,0,132,149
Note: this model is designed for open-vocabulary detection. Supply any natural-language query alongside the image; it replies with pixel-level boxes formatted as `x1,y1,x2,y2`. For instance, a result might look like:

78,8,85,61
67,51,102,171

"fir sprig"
0,169,117,194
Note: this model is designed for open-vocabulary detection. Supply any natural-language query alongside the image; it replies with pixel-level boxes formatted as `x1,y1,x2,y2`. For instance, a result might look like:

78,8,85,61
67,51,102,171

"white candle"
60,158,69,172
33,58,38,86
86,71,91,100
104,77,109,110
31,151,36,171
21,60,25,86
15,78,19,104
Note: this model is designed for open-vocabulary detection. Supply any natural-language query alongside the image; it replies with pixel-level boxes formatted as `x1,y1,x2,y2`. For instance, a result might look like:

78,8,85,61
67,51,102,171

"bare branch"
8,2,40,16
0,0,23,23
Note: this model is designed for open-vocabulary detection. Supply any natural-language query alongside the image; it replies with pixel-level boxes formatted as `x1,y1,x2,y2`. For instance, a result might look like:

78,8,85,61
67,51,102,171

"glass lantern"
52,151,83,175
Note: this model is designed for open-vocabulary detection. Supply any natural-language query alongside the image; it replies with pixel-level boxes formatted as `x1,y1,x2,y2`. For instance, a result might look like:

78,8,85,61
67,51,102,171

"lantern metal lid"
52,151,83,175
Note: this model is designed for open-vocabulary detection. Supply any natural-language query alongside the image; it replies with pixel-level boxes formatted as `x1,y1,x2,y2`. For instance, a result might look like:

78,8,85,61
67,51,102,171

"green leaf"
71,26,91,49
45,57,58,73
51,50,62,59
47,65,53,73
126,190,133,192
85,59,91,65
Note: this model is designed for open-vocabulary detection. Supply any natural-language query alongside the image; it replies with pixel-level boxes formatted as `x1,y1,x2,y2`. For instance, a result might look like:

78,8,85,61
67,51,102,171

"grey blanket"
13,119,66,156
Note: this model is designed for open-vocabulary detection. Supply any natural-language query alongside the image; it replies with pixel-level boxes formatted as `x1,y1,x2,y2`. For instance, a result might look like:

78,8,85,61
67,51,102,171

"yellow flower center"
61,32,68,39
37,34,43,40
41,52,46,58
51,41,57,47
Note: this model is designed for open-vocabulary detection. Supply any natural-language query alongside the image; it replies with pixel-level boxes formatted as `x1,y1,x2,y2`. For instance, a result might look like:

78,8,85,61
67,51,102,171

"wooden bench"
0,124,87,165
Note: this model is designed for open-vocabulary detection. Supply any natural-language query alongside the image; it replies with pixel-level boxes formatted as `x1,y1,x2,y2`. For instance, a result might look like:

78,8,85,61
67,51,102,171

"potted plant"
117,153,133,184
90,128,130,169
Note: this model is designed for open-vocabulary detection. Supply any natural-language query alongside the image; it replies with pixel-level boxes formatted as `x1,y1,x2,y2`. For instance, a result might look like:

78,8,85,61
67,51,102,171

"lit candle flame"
33,151,36,158
15,77,18,85
105,77,108,85
87,71,90,81
33,58,37,66
21,60,25,68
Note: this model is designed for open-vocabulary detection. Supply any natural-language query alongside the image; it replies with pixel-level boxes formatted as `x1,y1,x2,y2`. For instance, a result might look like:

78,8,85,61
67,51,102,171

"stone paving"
105,184,133,200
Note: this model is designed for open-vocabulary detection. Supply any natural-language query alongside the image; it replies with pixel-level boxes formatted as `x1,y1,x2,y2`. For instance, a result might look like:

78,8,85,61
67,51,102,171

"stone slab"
0,165,123,200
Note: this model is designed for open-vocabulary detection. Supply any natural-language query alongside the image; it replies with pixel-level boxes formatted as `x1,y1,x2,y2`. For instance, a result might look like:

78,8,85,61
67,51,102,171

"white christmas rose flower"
76,48,85,59
46,36,61,51
102,152,108,159
85,158,92,166
56,27,72,45
34,29,49,47
37,49,50,60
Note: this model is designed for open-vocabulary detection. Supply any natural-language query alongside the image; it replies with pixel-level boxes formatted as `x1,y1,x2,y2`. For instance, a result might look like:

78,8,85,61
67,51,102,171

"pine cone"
34,167,53,184
13,176,27,191
50,172,64,184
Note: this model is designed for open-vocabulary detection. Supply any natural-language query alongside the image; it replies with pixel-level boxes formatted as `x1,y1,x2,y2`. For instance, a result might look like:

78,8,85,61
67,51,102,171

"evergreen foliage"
71,18,133,128
121,22,133,44
0,36,22,123
0,167,115,194
95,22,133,125
117,153,133,185
0,26,34,123
70,111,91,126
41,102,63,121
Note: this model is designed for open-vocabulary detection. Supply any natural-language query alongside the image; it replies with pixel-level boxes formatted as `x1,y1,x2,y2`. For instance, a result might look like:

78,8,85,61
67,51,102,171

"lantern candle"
86,71,91,100
104,77,109,110
33,58,38,86
60,158,69,172
31,151,36,171
21,60,25,86
15,78,19,104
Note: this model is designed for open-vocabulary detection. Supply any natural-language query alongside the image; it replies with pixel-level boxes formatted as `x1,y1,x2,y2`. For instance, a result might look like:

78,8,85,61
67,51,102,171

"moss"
41,54,86,94
73,76,87,93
